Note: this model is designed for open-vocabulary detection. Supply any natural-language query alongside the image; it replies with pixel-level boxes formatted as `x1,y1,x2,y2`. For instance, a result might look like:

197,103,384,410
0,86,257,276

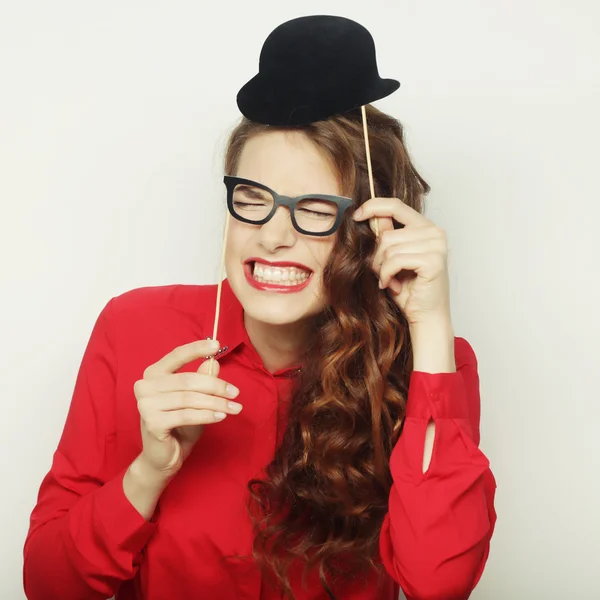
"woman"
24,16,496,600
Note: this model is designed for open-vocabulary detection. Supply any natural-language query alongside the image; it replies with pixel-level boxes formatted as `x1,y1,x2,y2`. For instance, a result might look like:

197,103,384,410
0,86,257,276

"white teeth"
252,263,311,286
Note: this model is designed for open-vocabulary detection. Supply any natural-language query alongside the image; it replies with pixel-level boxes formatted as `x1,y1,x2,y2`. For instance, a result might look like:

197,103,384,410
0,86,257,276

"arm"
23,300,159,600
379,332,497,600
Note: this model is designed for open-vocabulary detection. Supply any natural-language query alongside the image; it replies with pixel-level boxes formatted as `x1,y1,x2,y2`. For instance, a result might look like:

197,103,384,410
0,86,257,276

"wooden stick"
361,105,379,237
208,210,231,376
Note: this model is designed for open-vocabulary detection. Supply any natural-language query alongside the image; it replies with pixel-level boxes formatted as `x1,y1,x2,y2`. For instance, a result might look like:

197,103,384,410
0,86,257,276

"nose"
257,206,297,253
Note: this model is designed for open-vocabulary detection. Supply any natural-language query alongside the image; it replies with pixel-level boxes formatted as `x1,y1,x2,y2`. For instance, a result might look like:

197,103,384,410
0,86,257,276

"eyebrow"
231,177,350,201
235,185,271,199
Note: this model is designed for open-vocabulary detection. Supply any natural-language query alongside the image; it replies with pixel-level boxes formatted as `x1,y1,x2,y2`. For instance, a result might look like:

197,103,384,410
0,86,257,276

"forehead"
235,130,341,197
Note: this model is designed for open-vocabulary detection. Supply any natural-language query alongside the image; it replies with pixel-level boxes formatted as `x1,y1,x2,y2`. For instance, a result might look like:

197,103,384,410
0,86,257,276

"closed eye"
296,207,335,218
233,201,267,209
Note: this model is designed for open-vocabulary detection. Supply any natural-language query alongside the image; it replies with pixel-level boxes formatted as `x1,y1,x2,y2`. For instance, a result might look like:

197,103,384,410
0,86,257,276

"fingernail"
227,401,243,413
214,412,226,420
353,207,363,219
378,279,384,289
226,384,240,398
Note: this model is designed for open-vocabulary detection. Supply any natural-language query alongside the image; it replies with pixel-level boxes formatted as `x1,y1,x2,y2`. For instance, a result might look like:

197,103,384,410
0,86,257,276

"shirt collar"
211,279,301,376
211,278,247,358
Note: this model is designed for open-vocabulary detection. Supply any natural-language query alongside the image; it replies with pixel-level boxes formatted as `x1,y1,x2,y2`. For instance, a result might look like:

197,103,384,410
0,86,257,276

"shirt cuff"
405,371,470,421
93,467,158,554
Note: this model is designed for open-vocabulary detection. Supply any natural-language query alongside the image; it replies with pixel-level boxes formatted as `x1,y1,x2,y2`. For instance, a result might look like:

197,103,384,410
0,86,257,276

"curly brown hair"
224,105,430,599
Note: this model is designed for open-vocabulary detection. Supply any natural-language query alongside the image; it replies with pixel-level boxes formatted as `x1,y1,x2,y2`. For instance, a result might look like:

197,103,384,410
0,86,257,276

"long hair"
224,105,430,598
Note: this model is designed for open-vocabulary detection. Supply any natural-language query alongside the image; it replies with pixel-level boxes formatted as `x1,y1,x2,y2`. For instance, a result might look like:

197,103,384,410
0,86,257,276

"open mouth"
244,261,313,287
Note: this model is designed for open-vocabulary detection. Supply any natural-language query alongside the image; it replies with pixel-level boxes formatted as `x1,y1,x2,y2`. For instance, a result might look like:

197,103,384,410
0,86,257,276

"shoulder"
103,284,219,351
108,284,217,318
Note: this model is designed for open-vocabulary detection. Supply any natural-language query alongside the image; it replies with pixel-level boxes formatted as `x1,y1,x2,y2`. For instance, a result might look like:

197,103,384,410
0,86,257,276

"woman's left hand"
353,197,451,326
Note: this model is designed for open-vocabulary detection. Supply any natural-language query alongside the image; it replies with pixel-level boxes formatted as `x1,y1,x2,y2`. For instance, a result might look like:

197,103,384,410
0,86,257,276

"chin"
245,302,319,326
228,270,324,326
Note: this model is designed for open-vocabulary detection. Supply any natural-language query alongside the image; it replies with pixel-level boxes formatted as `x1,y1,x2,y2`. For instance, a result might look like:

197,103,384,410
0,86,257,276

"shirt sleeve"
379,337,497,600
23,300,157,600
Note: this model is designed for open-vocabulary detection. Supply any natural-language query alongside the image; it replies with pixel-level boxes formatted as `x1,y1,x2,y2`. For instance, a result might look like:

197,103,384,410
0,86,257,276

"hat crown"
236,15,399,126
259,16,377,79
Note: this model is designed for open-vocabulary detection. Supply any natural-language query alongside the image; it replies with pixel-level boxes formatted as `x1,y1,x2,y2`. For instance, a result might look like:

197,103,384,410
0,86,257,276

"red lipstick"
244,257,312,271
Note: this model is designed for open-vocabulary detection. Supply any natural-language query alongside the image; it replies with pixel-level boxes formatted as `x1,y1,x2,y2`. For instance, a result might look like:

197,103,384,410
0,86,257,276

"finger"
139,370,238,402
354,197,431,228
372,225,446,263
146,409,228,437
369,216,394,237
150,391,243,414
197,357,241,401
375,239,447,271
378,225,445,247
197,355,220,377
387,277,404,295
372,231,446,273
144,339,221,378
379,252,432,289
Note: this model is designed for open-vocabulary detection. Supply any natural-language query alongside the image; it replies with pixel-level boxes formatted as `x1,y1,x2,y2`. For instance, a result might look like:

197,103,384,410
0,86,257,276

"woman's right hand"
133,339,242,477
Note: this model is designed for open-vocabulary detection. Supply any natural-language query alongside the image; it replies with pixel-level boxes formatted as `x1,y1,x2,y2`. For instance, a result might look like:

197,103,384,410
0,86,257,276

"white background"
1,1,599,598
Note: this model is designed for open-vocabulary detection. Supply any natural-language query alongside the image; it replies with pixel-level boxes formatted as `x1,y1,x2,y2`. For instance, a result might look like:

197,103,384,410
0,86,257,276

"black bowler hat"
236,15,400,126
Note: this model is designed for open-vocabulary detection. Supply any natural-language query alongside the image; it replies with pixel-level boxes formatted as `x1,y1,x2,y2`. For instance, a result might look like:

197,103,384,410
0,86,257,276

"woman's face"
225,130,341,327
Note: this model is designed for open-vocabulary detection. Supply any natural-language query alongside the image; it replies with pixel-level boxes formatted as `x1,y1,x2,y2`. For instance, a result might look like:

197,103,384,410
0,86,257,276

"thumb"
197,355,220,377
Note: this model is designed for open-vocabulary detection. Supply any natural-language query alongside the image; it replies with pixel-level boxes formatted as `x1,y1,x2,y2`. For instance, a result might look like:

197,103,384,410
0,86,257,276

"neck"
243,312,312,373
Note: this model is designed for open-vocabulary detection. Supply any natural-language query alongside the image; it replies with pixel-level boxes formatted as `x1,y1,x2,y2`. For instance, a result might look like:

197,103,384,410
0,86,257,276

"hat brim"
237,76,400,126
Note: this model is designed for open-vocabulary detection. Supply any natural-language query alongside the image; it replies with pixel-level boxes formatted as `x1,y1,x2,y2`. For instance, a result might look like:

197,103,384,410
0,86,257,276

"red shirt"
24,281,496,600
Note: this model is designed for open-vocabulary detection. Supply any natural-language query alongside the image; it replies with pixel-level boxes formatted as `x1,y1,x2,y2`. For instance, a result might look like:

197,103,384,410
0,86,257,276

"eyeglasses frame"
223,175,353,237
